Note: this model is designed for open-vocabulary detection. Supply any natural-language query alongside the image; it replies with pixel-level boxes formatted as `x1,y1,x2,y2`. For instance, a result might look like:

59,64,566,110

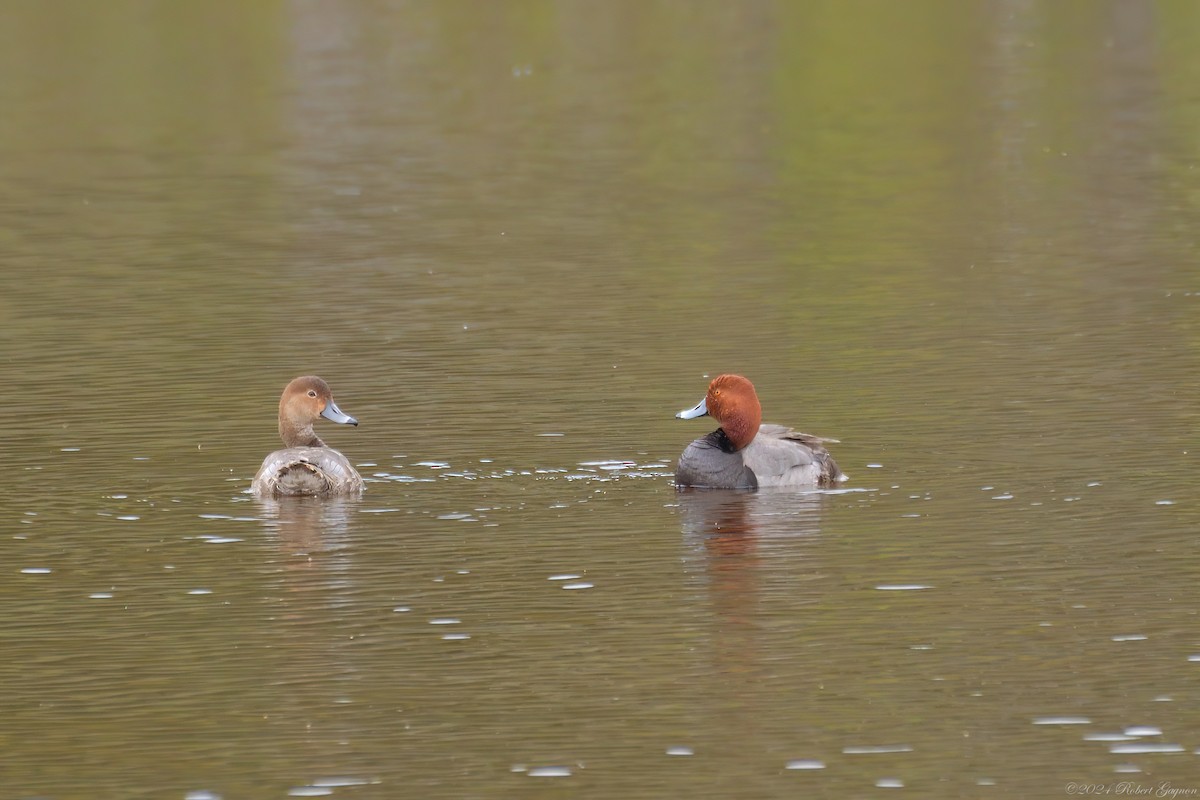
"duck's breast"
675,431,757,489
741,424,844,488
251,447,363,497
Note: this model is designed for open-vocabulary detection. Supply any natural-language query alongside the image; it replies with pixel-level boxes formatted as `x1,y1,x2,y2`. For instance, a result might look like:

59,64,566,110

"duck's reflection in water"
256,496,357,566
678,487,826,564
675,488,830,760
253,496,364,758
678,488,827,624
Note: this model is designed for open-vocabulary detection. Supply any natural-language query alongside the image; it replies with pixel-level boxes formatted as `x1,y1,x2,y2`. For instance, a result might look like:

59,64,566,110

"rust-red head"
675,374,762,450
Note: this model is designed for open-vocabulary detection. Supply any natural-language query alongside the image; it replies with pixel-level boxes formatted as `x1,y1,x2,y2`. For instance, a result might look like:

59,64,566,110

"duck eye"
307,390,317,398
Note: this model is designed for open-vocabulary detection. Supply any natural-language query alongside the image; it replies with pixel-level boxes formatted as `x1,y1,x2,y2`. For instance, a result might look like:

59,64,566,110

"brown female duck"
251,376,363,497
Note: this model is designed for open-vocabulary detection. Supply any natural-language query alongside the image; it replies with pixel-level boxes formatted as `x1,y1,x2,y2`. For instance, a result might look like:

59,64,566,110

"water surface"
3,2,1200,798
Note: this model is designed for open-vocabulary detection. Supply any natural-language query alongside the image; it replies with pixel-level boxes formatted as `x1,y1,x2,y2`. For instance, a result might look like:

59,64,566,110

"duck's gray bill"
675,397,708,420
322,399,358,426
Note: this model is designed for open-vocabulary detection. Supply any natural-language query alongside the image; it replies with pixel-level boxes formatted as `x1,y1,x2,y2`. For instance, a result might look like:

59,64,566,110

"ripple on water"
875,584,932,591
579,460,636,470
842,745,913,754
526,766,572,777
1032,716,1090,725
287,788,333,797
785,759,825,770
312,777,374,788
375,474,437,483
1124,725,1162,736
1109,743,1184,754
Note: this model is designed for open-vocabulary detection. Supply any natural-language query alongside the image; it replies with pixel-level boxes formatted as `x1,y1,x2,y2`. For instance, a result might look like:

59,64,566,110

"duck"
251,376,363,497
674,374,846,489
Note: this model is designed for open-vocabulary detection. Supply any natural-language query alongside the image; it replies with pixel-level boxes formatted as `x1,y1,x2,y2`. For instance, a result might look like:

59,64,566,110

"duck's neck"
280,419,326,448
720,412,761,451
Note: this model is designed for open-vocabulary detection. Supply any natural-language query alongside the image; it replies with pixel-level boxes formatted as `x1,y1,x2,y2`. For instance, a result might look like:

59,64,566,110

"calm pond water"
4,2,1200,798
